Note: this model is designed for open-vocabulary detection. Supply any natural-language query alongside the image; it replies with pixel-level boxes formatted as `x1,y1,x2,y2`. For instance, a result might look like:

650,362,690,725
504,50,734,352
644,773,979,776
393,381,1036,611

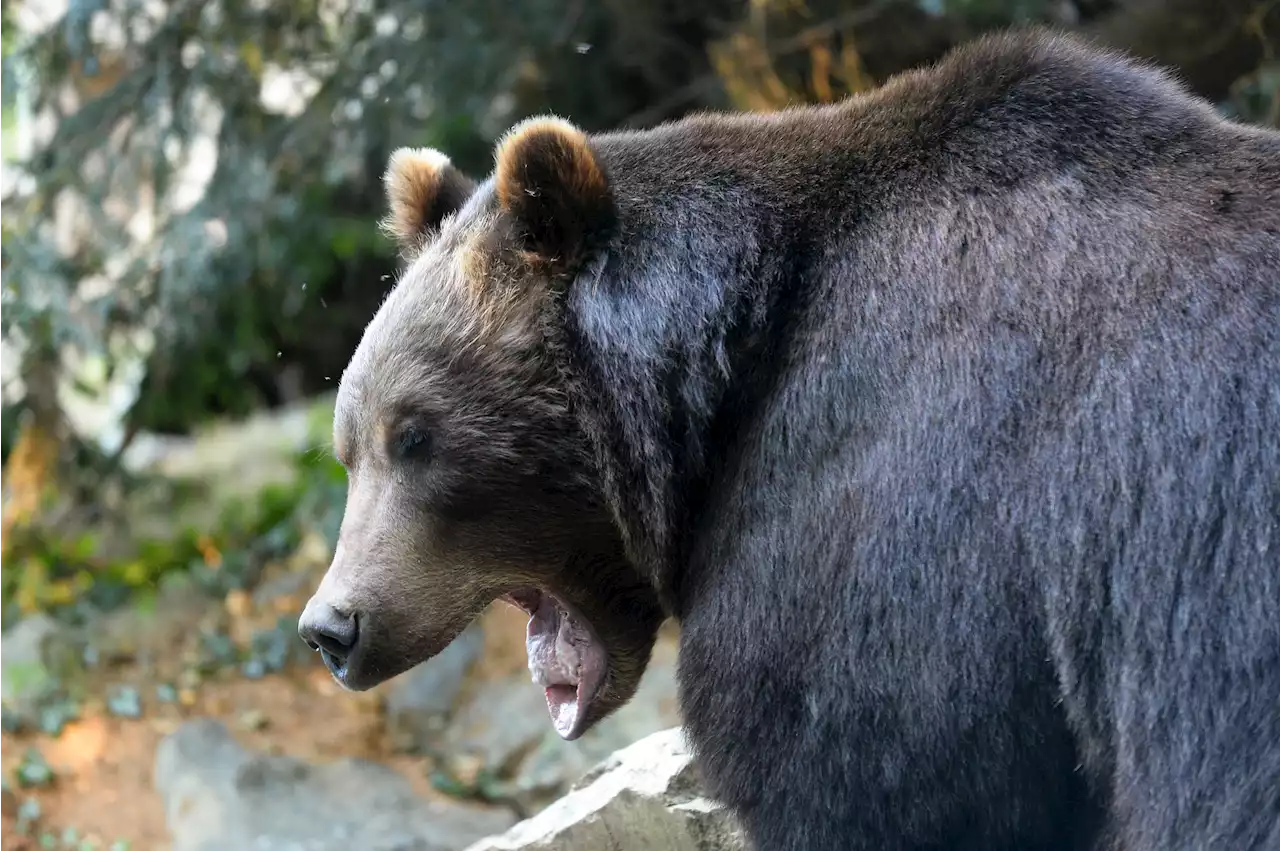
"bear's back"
591,28,1278,222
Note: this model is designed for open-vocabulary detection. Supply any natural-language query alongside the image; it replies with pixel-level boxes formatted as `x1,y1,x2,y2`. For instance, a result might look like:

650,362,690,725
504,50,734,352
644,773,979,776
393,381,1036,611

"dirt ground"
1,599,534,851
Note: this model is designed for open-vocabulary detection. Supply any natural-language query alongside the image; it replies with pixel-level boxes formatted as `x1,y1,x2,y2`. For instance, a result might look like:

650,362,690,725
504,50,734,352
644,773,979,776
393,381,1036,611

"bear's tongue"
512,590,605,740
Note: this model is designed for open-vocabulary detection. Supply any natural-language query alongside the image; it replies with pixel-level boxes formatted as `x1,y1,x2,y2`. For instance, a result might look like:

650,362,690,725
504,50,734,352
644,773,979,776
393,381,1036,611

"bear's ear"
380,147,477,255
494,116,615,275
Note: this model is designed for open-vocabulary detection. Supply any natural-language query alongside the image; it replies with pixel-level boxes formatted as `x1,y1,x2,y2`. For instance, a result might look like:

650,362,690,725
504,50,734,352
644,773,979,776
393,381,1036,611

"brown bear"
299,27,1280,851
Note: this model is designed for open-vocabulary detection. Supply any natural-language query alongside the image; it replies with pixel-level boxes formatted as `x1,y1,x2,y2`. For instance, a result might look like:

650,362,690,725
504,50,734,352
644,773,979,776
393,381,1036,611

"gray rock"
156,718,516,851
443,677,550,778
121,393,338,541
1,614,82,726
462,727,746,851
83,571,210,666
251,568,317,612
385,621,485,754
442,637,682,810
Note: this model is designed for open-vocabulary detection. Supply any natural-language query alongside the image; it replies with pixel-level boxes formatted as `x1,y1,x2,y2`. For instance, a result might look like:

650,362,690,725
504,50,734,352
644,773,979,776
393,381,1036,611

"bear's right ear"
380,147,477,255
494,116,615,276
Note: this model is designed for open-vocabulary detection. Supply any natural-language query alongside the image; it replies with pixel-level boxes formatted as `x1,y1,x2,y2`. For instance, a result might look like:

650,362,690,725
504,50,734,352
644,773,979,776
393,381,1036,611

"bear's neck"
556,175,823,614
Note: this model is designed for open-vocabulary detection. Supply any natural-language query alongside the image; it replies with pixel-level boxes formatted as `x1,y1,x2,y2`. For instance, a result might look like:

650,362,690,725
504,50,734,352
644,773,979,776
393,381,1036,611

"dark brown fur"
304,28,1280,851
317,161,665,732
494,117,616,276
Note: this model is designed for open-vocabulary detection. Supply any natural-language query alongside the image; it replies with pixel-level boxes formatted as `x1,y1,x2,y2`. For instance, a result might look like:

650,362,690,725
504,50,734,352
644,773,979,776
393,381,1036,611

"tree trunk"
1,350,68,561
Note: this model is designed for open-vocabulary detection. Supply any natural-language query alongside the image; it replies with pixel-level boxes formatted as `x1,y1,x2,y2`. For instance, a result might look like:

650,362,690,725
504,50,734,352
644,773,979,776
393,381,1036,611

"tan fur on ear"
380,147,476,254
493,116,615,272
494,117,607,213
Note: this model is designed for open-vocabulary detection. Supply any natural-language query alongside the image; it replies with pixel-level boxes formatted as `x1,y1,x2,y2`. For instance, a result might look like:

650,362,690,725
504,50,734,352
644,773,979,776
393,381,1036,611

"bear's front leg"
674,513,1104,851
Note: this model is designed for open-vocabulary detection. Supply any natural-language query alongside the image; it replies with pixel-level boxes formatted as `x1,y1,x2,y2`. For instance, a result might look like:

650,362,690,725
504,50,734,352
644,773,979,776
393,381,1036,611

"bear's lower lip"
504,588,607,741
319,648,349,683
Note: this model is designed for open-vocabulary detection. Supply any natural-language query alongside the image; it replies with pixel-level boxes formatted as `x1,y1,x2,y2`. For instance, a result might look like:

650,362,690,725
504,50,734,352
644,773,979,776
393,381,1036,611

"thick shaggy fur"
311,28,1280,851
561,33,1279,850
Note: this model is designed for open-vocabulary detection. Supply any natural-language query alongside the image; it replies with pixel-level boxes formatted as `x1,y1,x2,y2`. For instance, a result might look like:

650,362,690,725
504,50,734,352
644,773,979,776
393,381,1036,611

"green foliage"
0,0,762,436
3,662,51,703
931,0,1050,26
16,796,43,828
14,748,55,788
4,0,1274,448
429,764,517,809
0,441,347,626
1222,61,1280,128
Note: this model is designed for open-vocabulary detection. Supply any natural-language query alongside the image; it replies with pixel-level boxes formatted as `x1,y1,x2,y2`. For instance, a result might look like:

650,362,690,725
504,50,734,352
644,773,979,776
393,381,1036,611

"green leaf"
15,747,55,788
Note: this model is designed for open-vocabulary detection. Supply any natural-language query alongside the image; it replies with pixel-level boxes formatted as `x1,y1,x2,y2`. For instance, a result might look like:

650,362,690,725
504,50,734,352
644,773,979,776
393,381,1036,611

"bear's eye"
391,425,431,461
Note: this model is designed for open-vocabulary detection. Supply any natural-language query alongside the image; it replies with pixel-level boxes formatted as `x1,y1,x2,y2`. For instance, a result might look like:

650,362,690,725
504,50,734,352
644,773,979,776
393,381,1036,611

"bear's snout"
298,598,360,680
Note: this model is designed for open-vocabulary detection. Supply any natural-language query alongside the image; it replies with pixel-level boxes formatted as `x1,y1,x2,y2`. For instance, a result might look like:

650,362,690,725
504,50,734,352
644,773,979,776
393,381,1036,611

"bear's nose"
298,601,359,664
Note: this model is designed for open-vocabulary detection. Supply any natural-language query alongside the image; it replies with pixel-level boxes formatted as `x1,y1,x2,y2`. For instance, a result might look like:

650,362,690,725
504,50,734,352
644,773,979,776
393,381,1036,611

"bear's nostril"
298,604,359,662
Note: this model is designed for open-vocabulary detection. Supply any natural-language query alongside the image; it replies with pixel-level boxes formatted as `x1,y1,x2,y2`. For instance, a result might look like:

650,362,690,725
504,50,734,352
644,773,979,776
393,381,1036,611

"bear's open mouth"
502,588,606,741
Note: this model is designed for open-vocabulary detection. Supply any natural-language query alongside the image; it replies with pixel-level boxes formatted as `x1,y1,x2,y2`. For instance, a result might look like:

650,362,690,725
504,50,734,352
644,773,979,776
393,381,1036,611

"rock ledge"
463,727,746,851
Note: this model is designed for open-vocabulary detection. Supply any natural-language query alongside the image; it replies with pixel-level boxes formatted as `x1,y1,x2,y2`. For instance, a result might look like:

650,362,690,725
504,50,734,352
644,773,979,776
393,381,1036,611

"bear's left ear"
494,116,615,275
381,147,477,256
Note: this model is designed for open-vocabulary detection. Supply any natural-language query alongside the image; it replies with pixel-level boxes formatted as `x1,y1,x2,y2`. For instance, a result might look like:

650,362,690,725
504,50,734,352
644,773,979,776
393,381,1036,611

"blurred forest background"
0,0,1277,849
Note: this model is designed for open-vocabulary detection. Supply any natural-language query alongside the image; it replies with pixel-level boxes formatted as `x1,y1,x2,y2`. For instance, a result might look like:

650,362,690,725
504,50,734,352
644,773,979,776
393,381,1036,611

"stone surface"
82,571,212,667
441,634,682,810
121,393,338,542
156,718,516,851
1,613,83,729
462,728,746,851
385,621,486,754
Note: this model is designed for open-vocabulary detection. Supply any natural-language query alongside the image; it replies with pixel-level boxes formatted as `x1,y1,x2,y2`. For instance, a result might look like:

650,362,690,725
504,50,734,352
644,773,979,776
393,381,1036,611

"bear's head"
298,118,665,741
